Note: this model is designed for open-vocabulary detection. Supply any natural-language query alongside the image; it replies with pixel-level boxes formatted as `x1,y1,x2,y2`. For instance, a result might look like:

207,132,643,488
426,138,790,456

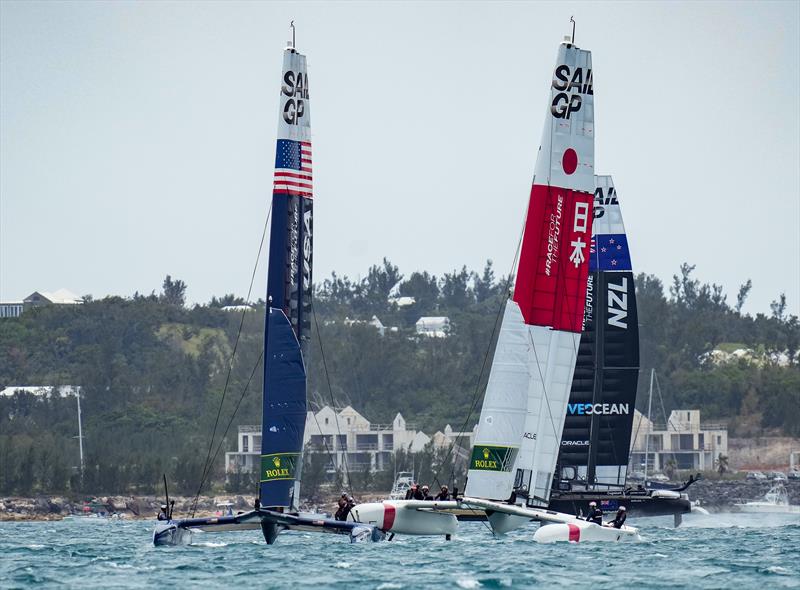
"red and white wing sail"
465,39,595,511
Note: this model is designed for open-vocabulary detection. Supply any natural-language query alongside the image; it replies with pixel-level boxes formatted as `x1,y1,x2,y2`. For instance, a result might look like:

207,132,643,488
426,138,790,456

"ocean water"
1,513,798,589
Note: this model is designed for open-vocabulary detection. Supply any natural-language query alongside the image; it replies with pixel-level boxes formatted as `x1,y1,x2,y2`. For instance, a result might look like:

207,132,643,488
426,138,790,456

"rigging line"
310,298,353,496
436,206,527,489
191,202,272,515
654,370,680,468
307,401,346,490
191,349,265,517
527,329,563,444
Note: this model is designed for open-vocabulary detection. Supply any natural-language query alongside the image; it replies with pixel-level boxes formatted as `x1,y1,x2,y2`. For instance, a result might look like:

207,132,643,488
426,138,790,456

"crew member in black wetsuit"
434,486,450,501
157,504,168,520
608,506,627,528
585,501,603,525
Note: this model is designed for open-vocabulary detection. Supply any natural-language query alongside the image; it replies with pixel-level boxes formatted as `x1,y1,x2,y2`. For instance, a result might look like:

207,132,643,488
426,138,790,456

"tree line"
0,263,797,497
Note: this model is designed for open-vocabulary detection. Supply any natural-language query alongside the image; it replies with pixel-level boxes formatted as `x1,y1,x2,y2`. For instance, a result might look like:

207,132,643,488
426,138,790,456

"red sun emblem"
562,148,578,175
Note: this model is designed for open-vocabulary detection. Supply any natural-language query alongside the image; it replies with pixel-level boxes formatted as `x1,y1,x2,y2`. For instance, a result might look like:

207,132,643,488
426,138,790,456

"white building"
415,316,450,338
629,409,728,473
0,289,83,319
0,385,82,399
0,301,23,318
343,315,390,337
431,424,478,455
225,406,431,475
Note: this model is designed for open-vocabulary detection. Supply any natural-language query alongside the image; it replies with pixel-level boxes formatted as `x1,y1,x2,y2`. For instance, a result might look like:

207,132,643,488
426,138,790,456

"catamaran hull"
533,520,640,543
153,522,195,546
548,490,691,518
152,509,384,546
350,501,458,536
461,496,640,542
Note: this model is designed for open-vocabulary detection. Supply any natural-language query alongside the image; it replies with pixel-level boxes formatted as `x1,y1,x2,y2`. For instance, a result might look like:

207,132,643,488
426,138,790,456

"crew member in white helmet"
585,501,603,525
607,505,627,528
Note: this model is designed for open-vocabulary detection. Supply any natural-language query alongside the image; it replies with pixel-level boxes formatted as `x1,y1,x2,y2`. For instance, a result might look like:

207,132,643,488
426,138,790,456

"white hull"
462,496,639,542
533,520,640,543
350,500,458,536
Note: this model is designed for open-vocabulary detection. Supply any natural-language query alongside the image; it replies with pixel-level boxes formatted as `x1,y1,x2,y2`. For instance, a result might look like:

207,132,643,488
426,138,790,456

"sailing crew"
157,504,168,521
335,493,349,520
607,506,627,528
405,484,417,500
434,485,450,501
412,485,425,500
585,501,603,525
421,485,433,500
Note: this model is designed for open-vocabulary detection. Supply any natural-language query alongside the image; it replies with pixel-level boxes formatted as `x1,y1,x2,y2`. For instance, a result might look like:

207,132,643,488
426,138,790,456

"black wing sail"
557,175,640,488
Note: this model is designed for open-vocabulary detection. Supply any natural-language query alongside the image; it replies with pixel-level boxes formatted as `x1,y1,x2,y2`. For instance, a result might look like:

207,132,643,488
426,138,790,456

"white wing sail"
465,38,595,521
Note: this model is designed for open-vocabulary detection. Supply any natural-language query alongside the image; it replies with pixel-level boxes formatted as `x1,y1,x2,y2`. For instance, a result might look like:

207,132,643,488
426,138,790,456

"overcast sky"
1,1,798,315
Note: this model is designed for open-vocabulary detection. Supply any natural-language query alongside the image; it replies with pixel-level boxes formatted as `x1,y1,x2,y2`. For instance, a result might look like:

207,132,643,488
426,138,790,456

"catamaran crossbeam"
153,509,384,546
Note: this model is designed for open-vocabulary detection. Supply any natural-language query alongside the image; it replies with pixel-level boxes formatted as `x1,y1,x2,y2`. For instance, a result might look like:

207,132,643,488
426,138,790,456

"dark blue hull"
152,509,383,546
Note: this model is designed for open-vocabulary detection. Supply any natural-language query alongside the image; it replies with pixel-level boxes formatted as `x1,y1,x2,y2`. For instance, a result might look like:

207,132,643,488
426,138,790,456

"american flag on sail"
274,139,313,197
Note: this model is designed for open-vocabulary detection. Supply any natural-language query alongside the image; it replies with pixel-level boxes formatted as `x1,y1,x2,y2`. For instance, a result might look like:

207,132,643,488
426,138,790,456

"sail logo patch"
260,452,300,482
469,446,518,472
569,202,590,268
545,194,564,277
591,235,632,273
302,207,313,293
551,65,593,120
593,185,618,219
583,274,594,330
567,403,629,415
281,69,310,125
608,277,629,328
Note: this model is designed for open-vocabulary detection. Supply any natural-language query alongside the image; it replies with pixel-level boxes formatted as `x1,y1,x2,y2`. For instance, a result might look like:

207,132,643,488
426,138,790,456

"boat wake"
677,512,800,529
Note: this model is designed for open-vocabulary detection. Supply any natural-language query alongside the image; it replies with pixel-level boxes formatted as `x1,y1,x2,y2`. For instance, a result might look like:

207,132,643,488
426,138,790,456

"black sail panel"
556,176,639,488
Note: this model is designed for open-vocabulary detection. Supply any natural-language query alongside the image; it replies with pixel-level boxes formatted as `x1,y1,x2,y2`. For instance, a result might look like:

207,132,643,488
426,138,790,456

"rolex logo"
273,456,281,467
483,448,490,460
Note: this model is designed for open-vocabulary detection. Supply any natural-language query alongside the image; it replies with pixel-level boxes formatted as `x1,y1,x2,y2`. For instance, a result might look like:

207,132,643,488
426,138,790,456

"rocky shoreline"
685,478,800,509
0,494,265,522
2,481,798,521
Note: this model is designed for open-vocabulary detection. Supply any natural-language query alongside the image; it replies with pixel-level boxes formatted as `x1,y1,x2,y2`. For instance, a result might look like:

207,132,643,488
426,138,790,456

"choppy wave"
1,514,798,589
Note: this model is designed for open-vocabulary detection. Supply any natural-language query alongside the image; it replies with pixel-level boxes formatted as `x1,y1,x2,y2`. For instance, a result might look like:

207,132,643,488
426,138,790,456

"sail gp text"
551,65,593,119
282,69,309,125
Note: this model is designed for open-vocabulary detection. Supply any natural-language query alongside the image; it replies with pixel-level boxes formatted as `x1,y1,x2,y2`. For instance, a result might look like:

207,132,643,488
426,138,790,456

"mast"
465,35,595,511
644,368,654,481
75,387,85,478
259,33,313,511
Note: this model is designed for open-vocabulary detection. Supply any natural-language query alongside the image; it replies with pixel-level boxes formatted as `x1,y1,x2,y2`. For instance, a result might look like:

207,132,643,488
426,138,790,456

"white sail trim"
464,301,529,501
278,50,311,143
514,327,581,505
593,175,626,236
534,43,594,194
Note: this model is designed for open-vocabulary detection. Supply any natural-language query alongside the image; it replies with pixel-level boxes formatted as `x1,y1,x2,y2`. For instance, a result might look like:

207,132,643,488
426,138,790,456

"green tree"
161,275,187,307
